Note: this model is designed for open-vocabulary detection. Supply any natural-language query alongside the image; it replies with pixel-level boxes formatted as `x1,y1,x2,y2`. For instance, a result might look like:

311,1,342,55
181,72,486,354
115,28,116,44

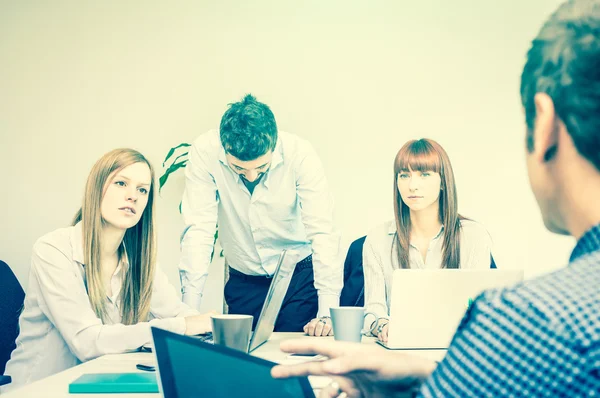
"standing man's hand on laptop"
184,311,217,335
271,338,436,397
304,316,333,337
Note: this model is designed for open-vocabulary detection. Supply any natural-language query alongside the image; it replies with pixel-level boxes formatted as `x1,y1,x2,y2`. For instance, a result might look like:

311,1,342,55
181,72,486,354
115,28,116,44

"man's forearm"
182,291,203,311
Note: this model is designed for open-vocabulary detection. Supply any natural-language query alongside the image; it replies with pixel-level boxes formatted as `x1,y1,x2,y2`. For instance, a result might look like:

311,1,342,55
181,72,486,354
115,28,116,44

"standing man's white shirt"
179,130,342,317
2,223,197,391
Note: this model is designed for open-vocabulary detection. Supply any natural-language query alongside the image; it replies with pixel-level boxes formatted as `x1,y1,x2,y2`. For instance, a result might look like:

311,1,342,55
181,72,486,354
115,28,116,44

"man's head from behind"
220,94,278,182
521,0,600,237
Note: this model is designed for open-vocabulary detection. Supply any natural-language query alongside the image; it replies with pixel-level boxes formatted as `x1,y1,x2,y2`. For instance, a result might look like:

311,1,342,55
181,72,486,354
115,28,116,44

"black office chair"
340,236,367,307
0,260,25,386
339,236,499,307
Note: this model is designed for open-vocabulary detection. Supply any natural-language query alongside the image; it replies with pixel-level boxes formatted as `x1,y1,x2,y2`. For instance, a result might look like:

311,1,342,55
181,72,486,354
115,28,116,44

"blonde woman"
3,149,214,391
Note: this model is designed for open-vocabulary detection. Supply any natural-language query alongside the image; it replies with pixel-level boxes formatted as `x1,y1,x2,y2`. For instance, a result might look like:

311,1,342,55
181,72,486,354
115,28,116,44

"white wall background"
0,0,574,313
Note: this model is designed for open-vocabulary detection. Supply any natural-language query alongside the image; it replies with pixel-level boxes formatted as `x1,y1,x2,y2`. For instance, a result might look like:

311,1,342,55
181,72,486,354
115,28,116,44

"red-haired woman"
363,139,493,343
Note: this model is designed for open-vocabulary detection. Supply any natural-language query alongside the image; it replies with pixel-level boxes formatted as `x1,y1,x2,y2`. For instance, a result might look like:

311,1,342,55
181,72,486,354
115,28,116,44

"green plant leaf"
162,143,191,167
171,152,189,167
162,143,224,261
210,226,221,261
159,160,188,193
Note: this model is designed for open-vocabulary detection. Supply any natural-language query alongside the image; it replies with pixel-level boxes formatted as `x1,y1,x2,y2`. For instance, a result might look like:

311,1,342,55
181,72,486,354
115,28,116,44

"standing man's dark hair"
219,94,278,161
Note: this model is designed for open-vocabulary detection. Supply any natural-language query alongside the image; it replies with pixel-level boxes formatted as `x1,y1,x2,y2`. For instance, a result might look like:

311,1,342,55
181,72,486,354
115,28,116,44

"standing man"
179,94,342,336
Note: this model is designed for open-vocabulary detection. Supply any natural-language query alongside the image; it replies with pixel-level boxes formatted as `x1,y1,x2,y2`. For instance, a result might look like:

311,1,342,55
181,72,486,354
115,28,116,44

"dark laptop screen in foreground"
151,327,315,398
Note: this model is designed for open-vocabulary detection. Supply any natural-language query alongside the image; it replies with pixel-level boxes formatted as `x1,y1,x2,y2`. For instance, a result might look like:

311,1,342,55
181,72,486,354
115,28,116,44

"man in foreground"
272,0,600,395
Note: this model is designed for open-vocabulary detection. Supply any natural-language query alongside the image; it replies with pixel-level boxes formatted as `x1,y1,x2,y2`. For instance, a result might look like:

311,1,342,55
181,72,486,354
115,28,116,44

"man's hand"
304,317,334,337
271,339,436,398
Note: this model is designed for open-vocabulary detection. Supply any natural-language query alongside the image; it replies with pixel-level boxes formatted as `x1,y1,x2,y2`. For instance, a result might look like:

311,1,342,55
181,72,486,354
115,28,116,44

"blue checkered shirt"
419,224,600,397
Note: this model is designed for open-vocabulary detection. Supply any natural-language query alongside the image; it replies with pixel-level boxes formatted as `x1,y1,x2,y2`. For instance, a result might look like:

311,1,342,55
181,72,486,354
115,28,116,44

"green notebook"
68,373,159,393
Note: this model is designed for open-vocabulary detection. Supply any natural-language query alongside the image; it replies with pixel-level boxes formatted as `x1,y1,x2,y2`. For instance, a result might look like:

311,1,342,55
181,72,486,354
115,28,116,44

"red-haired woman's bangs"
394,139,441,174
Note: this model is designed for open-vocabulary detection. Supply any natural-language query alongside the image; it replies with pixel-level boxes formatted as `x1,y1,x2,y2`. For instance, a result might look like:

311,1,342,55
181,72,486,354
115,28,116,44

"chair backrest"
0,260,25,375
339,237,498,307
340,236,366,307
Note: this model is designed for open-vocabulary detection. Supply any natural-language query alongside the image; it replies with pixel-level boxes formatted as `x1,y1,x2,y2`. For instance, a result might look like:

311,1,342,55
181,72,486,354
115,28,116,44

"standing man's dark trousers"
224,255,318,332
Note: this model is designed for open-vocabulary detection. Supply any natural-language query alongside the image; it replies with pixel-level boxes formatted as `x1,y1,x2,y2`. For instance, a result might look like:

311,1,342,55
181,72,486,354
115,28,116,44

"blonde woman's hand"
184,311,217,335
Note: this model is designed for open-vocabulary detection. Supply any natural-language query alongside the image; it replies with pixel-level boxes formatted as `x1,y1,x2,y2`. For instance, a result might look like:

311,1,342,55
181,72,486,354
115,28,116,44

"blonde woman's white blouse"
2,223,197,391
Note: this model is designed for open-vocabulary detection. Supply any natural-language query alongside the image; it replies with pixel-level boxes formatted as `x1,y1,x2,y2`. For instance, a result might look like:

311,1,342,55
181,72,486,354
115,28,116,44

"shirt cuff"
182,292,202,311
317,293,340,318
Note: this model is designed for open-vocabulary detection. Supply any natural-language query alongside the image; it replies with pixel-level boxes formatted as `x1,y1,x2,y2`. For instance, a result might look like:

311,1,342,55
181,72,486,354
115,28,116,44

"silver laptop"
248,249,300,351
378,268,524,350
198,249,300,352
143,249,300,354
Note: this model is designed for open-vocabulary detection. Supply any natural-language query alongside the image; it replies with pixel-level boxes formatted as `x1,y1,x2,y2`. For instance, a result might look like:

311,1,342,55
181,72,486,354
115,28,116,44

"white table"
3,333,446,397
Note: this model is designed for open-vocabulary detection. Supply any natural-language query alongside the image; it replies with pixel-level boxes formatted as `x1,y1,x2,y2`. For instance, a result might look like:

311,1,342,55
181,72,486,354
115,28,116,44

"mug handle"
361,312,380,336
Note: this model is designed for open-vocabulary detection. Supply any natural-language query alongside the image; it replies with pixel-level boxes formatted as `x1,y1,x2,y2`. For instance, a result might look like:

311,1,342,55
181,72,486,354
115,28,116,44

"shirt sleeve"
179,140,219,310
418,288,585,397
460,222,493,270
295,141,342,317
32,239,187,363
362,234,389,333
150,266,199,320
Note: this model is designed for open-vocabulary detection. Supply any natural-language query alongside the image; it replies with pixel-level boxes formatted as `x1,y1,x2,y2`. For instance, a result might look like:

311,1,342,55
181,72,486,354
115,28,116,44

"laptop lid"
151,327,314,398
384,269,524,349
249,249,300,352
141,250,300,354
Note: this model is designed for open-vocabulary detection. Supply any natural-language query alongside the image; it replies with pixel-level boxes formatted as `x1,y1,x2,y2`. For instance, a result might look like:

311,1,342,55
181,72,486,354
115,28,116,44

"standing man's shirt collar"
218,136,283,194
570,223,600,262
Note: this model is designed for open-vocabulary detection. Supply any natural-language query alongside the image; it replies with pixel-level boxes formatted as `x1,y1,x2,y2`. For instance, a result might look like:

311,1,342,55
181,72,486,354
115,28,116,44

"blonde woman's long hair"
393,139,463,269
72,148,156,325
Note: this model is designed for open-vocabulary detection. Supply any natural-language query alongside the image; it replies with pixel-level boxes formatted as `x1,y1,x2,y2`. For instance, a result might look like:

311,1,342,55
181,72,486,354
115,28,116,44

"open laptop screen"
152,327,314,398
249,249,300,352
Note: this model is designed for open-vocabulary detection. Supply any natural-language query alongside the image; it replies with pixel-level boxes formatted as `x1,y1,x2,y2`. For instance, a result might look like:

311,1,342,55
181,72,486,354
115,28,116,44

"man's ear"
533,93,559,163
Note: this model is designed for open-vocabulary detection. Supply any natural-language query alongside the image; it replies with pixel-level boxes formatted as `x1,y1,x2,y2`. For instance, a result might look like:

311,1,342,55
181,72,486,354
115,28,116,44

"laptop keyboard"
195,332,213,344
